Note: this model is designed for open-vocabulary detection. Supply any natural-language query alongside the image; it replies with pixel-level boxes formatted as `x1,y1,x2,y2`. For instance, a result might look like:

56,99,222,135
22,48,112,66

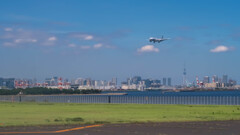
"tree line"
0,87,101,95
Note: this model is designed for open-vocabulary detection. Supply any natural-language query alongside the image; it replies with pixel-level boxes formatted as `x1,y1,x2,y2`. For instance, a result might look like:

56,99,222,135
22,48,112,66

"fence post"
19,95,22,102
108,96,111,103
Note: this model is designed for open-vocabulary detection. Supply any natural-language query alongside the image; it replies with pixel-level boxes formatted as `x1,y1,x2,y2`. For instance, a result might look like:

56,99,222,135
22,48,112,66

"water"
1,90,240,105
102,90,240,96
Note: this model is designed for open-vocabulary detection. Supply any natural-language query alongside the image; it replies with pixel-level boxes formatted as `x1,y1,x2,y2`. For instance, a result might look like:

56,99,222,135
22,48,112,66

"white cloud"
48,36,57,41
14,38,37,43
2,37,37,47
137,45,159,53
3,42,15,47
0,28,49,47
71,34,94,40
68,43,76,48
84,35,93,40
80,45,91,49
0,27,117,50
32,39,37,42
4,28,13,32
210,45,234,53
14,39,22,43
93,43,103,49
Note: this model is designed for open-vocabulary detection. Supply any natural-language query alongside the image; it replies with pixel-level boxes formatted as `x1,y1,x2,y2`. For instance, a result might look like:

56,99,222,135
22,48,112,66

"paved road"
1,121,240,135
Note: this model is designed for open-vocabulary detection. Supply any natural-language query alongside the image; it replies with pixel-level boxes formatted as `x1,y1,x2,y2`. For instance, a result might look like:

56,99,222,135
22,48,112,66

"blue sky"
0,0,239,84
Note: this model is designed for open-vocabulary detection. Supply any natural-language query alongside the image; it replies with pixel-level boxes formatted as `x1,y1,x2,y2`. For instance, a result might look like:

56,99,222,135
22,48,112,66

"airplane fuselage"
149,38,167,43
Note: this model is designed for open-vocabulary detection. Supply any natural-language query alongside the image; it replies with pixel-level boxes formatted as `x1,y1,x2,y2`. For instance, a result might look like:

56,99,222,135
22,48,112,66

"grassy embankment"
0,102,240,126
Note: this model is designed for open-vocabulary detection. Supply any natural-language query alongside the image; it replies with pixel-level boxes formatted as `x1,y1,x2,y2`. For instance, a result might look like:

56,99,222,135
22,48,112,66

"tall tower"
58,77,63,90
183,63,187,87
196,76,199,85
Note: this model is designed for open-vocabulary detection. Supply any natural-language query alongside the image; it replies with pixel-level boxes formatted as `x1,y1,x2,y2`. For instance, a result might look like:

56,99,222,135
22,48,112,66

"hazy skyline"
0,0,240,84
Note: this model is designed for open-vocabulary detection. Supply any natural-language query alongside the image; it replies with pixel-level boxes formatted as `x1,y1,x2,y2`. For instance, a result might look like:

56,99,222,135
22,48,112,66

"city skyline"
0,0,240,85
0,74,237,90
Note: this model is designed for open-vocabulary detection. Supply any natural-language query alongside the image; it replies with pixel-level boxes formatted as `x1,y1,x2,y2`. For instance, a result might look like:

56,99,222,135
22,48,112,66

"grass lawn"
0,102,240,126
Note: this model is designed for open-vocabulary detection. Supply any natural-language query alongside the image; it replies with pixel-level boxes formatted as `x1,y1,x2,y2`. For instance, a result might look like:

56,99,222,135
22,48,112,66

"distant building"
204,82,223,88
70,84,79,90
53,77,58,85
168,78,171,86
203,76,210,83
45,78,52,86
0,78,15,89
121,84,129,90
202,75,237,88
86,78,91,86
163,78,167,86
143,79,152,88
74,78,84,85
112,77,117,88
229,79,237,86
94,80,99,88
212,75,218,83
218,78,222,83
132,76,141,84
222,75,228,84
127,78,132,85
0,78,4,88
150,79,161,88
121,84,137,90
234,85,240,89
152,79,161,84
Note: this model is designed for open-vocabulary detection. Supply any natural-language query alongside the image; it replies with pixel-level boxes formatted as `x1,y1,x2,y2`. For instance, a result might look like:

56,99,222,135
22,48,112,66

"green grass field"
0,102,240,126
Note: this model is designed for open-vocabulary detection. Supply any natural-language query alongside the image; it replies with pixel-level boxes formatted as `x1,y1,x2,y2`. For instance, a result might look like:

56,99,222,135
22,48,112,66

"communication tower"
183,63,187,87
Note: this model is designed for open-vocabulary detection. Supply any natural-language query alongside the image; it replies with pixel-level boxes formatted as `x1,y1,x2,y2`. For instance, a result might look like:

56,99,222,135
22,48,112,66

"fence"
0,95,240,105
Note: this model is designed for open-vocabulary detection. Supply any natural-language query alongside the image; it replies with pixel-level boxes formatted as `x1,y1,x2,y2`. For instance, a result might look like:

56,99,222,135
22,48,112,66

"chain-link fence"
1,95,240,105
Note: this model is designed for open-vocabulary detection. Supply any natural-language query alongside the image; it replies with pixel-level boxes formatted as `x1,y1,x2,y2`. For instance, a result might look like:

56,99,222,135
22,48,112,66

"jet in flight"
149,36,170,43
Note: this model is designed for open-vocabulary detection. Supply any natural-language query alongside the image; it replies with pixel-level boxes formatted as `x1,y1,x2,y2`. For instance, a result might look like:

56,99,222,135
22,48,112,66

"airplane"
149,36,170,43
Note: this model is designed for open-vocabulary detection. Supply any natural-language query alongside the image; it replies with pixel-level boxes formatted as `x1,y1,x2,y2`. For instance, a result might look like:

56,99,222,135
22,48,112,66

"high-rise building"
127,78,132,85
143,79,152,88
212,75,218,83
100,80,106,86
83,79,87,85
163,78,167,86
0,78,15,89
53,77,58,86
132,76,141,84
0,78,4,87
229,79,237,86
168,78,171,86
222,75,228,84
218,78,222,83
94,80,99,87
45,78,52,86
86,78,91,86
152,79,161,84
203,76,210,83
91,80,95,86
112,77,117,87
